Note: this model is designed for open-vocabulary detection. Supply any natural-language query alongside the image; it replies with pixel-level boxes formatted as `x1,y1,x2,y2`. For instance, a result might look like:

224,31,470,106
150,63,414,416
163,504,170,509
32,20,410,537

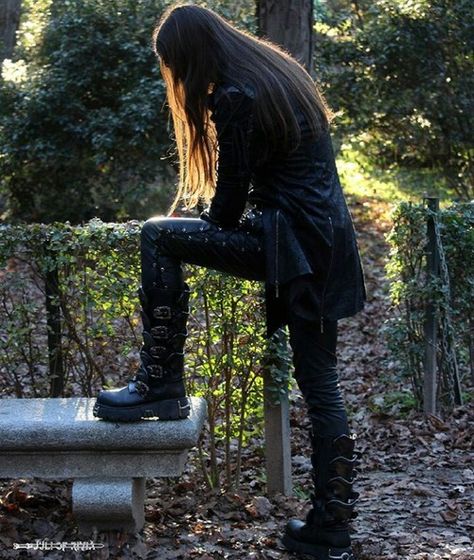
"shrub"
385,199,474,413
315,0,473,198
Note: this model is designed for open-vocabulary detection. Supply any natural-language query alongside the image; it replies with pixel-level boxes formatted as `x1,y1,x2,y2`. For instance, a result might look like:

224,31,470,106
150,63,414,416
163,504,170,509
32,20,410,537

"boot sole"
281,533,355,560
92,397,191,422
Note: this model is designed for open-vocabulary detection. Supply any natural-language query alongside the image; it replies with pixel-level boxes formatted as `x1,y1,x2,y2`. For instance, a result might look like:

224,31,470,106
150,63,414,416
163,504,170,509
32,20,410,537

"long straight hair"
152,2,334,215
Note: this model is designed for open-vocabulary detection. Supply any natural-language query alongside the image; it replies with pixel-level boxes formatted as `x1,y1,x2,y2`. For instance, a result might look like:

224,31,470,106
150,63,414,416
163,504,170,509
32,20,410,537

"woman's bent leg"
140,213,266,292
94,211,266,422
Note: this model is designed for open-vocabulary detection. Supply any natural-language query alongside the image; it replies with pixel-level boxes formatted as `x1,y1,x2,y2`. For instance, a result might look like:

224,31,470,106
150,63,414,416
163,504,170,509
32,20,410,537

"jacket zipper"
275,209,280,298
320,215,334,333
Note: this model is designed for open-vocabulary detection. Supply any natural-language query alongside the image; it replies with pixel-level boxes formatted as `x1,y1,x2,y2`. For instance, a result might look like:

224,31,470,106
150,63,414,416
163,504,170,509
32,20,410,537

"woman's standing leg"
282,314,360,559
288,316,349,437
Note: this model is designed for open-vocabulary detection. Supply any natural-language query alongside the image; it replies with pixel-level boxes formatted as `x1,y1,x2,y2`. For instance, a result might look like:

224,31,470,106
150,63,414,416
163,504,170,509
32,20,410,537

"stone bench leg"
72,477,145,533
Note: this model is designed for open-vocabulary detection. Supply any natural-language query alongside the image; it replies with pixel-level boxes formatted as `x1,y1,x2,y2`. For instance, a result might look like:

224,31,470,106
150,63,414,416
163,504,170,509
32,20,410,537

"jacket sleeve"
200,88,255,229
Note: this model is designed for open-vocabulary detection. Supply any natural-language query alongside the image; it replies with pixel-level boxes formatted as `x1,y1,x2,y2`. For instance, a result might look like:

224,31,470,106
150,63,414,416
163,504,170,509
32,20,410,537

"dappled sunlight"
1,1,53,85
16,0,53,53
1,59,28,84
336,140,456,226
336,152,400,227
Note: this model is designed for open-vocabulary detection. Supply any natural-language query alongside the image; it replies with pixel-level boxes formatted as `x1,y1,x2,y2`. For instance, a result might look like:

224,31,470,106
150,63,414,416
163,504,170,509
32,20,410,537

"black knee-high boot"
282,427,360,560
93,282,191,422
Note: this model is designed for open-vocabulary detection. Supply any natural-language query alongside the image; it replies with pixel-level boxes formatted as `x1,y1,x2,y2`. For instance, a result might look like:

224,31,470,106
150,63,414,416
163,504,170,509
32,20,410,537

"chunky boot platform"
93,283,192,422
282,432,360,560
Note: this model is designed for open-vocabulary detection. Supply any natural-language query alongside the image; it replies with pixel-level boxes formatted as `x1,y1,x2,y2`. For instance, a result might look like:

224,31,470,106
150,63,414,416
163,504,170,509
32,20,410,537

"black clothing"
203,81,367,339
126,82,361,552
140,214,350,437
282,432,360,556
93,283,192,421
96,79,361,548
287,312,349,436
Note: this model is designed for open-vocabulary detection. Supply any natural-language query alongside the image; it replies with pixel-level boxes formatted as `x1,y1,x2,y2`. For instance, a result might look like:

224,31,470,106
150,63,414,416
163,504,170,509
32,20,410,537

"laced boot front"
282,431,361,559
93,282,191,422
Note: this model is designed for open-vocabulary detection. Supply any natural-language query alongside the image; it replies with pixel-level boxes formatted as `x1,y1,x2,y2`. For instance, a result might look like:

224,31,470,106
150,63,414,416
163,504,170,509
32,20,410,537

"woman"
93,3,366,559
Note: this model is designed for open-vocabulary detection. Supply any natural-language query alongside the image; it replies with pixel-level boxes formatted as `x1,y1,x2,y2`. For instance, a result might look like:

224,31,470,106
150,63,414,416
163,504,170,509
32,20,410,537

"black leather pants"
140,210,349,437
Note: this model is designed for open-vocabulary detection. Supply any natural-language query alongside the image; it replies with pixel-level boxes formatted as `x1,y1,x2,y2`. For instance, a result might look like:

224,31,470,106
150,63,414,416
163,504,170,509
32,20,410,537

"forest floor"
0,189,473,560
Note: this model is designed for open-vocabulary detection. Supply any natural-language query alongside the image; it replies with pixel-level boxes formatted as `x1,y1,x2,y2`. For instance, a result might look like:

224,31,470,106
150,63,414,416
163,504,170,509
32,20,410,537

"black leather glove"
205,86,255,229
199,208,222,226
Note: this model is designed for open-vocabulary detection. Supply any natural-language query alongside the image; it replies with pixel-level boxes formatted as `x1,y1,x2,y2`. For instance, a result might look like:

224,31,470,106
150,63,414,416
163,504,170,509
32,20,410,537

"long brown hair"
152,2,335,216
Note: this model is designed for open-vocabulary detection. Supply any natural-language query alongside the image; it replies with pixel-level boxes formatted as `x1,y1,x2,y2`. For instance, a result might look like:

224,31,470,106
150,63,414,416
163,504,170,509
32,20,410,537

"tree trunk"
0,0,22,63
256,0,313,72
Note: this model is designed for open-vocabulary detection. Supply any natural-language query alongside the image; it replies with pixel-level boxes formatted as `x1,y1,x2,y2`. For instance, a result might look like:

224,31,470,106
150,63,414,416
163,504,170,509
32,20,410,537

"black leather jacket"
202,80,367,338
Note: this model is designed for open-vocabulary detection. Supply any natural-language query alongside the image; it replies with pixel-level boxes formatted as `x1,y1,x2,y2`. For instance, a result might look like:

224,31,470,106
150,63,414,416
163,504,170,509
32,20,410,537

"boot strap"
128,378,150,397
138,350,184,382
151,325,168,338
326,492,360,522
132,284,190,390
308,433,360,528
309,492,359,526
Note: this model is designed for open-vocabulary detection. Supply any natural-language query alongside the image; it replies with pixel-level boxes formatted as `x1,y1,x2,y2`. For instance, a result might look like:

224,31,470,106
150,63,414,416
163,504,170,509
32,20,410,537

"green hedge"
0,218,290,490
385,200,474,412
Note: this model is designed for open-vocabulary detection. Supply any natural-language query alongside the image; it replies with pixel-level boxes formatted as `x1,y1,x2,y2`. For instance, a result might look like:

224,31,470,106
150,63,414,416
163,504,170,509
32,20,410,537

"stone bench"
0,396,207,534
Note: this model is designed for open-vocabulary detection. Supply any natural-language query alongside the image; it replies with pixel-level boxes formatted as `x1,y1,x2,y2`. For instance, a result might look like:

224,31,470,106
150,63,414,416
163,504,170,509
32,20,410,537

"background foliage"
384,200,474,412
0,0,256,224
314,0,473,199
1,0,172,223
1,0,471,223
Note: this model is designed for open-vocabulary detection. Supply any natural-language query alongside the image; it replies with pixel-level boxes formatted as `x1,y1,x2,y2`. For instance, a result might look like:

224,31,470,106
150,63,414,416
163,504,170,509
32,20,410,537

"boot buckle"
178,399,191,417
153,305,172,319
147,364,164,379
328,551,354,560
150,345,167,359
134,380,149,397
151,325,168,338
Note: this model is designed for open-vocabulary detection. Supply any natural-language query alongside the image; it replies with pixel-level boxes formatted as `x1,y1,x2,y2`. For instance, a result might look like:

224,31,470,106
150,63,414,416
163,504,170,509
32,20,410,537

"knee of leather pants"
139,211,266,293
288,314,349,437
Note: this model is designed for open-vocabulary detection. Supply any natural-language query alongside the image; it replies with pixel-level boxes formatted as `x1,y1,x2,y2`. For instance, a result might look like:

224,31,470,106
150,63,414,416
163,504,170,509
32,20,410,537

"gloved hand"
199,209,221,226
199,208,241,229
